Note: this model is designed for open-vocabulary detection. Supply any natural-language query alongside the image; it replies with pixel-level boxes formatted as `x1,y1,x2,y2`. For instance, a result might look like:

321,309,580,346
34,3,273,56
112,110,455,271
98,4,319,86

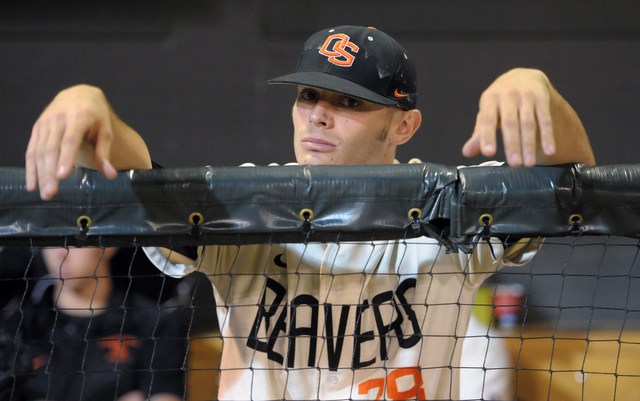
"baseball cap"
268,25,417,110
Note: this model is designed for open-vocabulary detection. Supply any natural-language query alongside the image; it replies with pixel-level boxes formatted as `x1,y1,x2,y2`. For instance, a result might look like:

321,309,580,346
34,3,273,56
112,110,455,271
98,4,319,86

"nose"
308,100,334,128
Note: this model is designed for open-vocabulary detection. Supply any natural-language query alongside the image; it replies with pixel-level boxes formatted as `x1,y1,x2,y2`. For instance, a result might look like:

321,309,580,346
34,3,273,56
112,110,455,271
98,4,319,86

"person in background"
13,247,187,401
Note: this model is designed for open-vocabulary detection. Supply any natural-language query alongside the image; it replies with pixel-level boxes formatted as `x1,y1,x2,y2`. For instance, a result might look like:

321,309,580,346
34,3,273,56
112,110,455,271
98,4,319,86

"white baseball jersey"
146,237,536,401
144,160,535,400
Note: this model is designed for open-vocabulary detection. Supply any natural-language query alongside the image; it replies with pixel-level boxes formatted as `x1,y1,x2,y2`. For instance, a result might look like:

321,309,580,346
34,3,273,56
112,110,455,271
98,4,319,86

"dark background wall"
1,0,639,327
1,0,639,168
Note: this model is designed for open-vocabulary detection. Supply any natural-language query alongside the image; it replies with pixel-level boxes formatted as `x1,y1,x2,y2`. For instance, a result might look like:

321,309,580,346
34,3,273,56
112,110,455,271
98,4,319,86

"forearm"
108,113,152,170
71,86,152,171
149,394,182,401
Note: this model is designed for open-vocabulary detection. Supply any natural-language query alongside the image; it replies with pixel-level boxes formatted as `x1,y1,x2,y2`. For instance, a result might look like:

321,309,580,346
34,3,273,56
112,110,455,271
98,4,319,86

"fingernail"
545,143,556,154
43,182,53,195
103,160,117,178
524,153,535,166
40,189,51,201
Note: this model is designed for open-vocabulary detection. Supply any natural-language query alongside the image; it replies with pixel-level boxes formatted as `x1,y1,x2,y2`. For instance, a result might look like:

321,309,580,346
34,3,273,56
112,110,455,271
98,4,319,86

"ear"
390,109,422,145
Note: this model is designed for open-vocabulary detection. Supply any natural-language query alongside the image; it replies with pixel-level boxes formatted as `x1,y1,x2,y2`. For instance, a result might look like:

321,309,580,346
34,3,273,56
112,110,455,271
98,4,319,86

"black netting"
0,164,638,401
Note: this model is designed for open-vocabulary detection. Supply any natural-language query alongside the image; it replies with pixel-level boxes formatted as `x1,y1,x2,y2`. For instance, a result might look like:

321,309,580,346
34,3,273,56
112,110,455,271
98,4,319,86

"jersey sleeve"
502,237,541,266
458,160,543,267
143,246,199,278
453,236,540,288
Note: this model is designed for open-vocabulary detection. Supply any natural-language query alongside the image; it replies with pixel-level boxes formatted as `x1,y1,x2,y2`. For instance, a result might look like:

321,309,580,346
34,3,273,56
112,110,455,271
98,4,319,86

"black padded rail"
0,163,638,247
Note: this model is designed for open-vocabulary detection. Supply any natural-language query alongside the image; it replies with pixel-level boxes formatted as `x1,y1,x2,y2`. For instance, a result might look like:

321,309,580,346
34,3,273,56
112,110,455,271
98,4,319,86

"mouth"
300,137,335,152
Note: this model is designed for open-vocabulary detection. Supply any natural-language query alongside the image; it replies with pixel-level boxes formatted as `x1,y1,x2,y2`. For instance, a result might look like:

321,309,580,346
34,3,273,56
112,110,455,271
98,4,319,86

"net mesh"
0,163,639,401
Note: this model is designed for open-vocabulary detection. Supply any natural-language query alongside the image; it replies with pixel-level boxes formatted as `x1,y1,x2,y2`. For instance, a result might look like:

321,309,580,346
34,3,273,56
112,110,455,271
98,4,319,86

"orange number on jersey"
357,378,385,400
358,367,426,400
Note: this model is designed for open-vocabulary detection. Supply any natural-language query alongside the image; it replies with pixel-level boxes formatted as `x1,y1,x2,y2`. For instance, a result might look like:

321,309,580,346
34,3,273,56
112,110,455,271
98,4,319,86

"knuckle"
498,88,520,102
506,88,519,98
32,119,42,133
538,116,552,128
69,107,93,122
501,116,518,130
521,89,535,99
478,90,498,106
520,118,536,131
59,134,75,147
43,140,60,153
476,111,496,126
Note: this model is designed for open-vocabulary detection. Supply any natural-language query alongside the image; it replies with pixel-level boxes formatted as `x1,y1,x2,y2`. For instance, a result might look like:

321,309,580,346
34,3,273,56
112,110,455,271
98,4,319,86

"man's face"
292,86,403,165
42,247,115,282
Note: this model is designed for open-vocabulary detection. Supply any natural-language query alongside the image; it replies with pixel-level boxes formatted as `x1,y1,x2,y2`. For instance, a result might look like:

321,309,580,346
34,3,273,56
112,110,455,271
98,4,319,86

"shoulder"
112,287,156,309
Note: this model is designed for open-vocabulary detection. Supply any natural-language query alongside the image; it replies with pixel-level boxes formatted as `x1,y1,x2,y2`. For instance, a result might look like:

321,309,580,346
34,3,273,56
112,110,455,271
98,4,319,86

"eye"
298,89,319,102
340,96,361,108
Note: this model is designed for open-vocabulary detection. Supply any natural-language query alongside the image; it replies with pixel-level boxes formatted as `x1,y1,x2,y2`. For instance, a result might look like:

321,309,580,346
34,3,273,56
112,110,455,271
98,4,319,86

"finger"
25,123,41,192
519,91,538,166
498,90,523,166
93,126,117,180
29,117,62,201
535,95,556,157
40,119,66,200
57,115,90,180
472,93,499,157
461,135,481,158
33,120,51,198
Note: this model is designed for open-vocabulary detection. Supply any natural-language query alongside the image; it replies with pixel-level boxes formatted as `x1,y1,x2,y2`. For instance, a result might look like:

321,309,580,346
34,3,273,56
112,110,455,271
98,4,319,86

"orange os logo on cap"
319,33,360,67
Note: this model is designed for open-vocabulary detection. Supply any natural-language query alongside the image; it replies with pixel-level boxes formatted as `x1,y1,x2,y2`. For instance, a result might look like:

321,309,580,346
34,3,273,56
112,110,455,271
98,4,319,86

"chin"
298,154,332,166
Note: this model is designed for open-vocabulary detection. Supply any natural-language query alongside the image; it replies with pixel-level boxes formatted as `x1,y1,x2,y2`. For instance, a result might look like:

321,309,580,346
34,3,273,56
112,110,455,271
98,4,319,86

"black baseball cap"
268,25,417,110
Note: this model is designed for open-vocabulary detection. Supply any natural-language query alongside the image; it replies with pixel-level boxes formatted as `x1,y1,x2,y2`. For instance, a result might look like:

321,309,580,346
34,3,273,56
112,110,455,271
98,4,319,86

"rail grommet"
568,214,584,226
76,215,92,230
189,212,204,225
407,208,423,221
299,208,315,221
479,213,494,227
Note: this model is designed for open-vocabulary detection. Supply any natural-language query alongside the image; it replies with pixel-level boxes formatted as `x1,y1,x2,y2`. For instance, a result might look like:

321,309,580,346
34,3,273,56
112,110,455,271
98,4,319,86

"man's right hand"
25,84,151,200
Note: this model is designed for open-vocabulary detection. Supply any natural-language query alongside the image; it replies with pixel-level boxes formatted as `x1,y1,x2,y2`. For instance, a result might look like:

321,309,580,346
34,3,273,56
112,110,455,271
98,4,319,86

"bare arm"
149,393,183,401
462,68,595,167
116,390,182,401
25,84,152,200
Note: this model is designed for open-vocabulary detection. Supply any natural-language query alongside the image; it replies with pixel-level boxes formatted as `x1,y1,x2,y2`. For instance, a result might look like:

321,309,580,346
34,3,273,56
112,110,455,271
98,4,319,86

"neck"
52,270,113,317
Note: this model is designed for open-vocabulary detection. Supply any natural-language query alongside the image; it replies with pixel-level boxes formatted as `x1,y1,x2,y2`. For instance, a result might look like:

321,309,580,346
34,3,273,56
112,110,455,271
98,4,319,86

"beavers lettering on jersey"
246,277,421,371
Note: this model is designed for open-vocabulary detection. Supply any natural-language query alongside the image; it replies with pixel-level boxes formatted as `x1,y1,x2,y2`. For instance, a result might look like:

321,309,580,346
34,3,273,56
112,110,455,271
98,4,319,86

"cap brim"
268,72,397,107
